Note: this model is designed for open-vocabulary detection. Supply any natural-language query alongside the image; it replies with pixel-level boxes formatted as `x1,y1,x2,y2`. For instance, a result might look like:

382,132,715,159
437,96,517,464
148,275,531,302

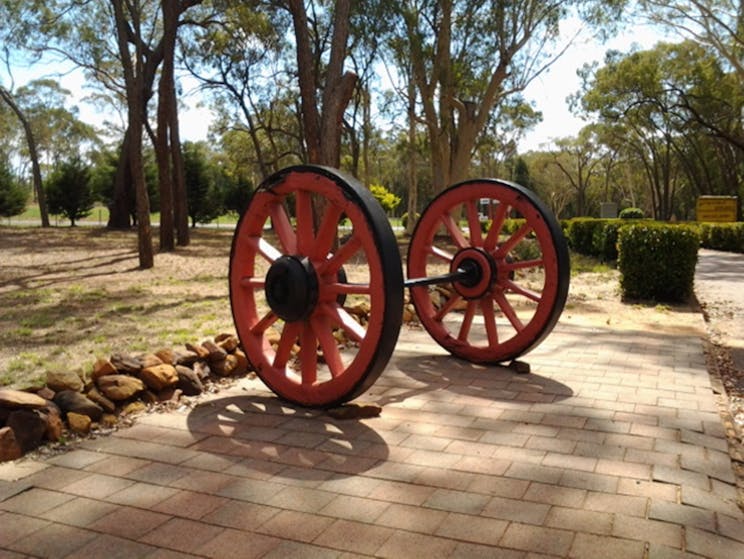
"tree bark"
0,86,50,227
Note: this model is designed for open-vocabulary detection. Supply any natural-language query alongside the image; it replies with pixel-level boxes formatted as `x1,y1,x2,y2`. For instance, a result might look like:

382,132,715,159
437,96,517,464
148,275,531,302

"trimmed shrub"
619,207,644,219
618,223,699,302
698,222,744,253
566,218,601,255
592,220,624,262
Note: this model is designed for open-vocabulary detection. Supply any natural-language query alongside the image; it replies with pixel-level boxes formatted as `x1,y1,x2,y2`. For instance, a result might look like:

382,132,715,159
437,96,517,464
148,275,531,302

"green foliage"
184,141,223,227
221,174,253,216
0,158,27,217
697,222,744,253
401,211,419,230
618,223,699,302
369,183,401,215
45,157,94,226
619,207,644,219
565,218,602,255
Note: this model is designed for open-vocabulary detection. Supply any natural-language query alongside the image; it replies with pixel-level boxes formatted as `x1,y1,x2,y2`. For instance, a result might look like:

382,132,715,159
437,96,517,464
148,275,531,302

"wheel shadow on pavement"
185,393,389,478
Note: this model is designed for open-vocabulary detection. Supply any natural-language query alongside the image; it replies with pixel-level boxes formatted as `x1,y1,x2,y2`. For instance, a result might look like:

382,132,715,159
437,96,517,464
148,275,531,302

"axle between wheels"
229,165,570,407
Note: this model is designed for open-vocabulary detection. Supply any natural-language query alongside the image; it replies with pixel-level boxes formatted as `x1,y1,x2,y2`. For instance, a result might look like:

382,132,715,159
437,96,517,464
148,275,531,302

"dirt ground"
0,225,740,470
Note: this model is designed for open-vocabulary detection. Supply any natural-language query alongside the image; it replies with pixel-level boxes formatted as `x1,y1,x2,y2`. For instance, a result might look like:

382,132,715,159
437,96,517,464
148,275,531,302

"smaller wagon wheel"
407,179,569,364
229,165,404,407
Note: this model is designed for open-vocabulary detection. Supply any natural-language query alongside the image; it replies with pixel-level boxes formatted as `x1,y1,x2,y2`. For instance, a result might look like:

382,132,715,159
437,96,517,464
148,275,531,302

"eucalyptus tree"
379,0,627,194
549,127,606,216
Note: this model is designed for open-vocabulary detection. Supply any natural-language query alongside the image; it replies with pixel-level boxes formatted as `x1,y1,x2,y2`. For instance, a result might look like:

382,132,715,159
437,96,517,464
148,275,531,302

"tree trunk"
0,86,50,227
405,70,418,236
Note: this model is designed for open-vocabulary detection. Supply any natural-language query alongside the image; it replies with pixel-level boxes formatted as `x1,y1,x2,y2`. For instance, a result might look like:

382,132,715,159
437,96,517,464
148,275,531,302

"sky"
5,16,670,156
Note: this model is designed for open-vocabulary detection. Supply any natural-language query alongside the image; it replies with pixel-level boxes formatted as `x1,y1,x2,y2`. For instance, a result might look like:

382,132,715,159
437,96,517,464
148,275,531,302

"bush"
619,207,644,219
592,220,624,262
0,159,27,218
45,158,95,226
401,211,420,230
565,218,600,255
698,222,744,253
618,223,699,302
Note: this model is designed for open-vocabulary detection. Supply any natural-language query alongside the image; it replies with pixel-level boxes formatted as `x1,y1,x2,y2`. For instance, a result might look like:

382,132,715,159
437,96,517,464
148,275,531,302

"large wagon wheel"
229,165,404,407
407,179,569,364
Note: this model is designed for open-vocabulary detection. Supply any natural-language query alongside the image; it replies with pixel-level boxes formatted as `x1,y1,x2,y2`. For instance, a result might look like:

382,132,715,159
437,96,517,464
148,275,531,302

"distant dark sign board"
696,196,738,222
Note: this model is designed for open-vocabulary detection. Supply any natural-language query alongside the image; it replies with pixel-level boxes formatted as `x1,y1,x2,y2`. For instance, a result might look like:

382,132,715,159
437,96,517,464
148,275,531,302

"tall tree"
384,0,626,193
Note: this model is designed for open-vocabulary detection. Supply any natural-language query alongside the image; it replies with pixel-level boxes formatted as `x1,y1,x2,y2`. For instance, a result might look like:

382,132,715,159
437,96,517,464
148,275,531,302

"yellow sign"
696,196,738,222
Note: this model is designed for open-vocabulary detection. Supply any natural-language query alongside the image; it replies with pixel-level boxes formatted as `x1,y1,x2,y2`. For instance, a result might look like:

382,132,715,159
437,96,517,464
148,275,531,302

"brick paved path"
2,318,743,558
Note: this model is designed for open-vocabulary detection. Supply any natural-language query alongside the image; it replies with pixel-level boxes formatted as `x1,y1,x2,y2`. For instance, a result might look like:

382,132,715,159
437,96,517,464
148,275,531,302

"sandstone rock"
41,403,63,442
96,375,145,401
216,335,239,353
67,412,92,435
0,388,48,410
202,340,227,362
139,364,178,392
91,358,117,381
154,348,175,364
137,353,163,369
233,349,250,375
53,390,104,421
0,427,22,462
175,366,204,396
192,361,211,380
174,350,199,366
211,354,243,377
45,370,84,393
185,343,210,359
121,401,146,416
87,387,116,414
214,332,233,343
110,353,142,374
157,387,182,403
6,409,47,453
100,414,118,428
36,386,55,401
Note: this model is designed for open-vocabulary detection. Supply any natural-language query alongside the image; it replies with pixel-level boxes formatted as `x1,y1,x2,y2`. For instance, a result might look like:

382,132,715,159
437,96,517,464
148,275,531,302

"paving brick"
466,474,529,499
195,527,281,558
648,500,716,532
686,526,744,559
6,522,97,558
545,505,613,535
0,511,50,546
569,533,646,559
653,465,710,491
583,491,647,517
39,496,118,528
61,533,159,559
139,517,225,553
84,455,151,477
376,502,448,534
107,481,180,509
612,513,683,549
499,522,574,556
617,478,677,502
523,482,586,508
314,518,394,555
680,485,743,517
595,458,651,480
559,470,619,493
481,495,550,525
0,487,74,516
435,512,508,546
260,540,342,559
151,489,229,520
257,509,335,543
424,488,490,515
89,505,171,539
46,449,109,469
319,494,389,523
375,529,458,558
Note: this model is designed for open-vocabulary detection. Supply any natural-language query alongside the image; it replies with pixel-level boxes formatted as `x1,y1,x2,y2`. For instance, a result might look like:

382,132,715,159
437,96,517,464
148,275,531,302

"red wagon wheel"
407,179,569,364
229,165,404,407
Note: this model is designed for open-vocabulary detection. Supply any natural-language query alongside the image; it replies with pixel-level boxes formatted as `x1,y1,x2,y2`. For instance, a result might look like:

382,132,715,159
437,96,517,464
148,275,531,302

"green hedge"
564,218,627,261
618,223,700,302
697,222,744,253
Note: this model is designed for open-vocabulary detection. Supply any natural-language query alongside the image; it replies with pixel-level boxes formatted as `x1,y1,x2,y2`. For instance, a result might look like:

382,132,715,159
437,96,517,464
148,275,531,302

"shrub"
0,159,27,218
619,207,644,219
592,220,624,262
401,211,420,230
698,222,744,253
45,158,95,226
369,183,401,214
565,218,601,255
618,223,699,302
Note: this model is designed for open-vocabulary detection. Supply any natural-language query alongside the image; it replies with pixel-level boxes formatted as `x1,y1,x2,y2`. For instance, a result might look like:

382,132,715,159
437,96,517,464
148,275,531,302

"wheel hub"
265,255,319,322
451,248,496,299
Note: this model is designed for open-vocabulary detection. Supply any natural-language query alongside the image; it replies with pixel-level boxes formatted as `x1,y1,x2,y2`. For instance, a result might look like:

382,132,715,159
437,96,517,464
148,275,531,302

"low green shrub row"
697,222,744,253
563,218,635,262
618,223,700,302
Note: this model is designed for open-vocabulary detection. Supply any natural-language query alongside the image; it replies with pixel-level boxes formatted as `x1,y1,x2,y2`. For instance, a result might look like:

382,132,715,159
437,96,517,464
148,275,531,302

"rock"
202,340,227,362
0,427,22,462
96,375,145,401
137,353,163,369
6,409,47,453
157,387,182,403
110,353,142,374
139,364,178,392
121,401,146,416
36,386,55,401
174,350,199,366
216,335,239,353
175,366,204,396
41,403,63,442
91,358,117,381
45,370,84,393
87,387,116,414
100,414,118,428
0,388,48,410
193,361,211,380
185,343,210,360
326,403,382,420
67,412,92,435
53,390,104,421
154,348,175,364
233,349,249,375
214,332,233,343
211,353,245,377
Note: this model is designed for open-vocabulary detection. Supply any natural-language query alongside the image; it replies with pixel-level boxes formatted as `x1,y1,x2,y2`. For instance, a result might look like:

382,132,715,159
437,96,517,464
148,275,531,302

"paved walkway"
2,259,744,557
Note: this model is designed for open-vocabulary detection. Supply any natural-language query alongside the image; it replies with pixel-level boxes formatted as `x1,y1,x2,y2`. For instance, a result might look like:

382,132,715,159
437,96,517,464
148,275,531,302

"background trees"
2,0,742,257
